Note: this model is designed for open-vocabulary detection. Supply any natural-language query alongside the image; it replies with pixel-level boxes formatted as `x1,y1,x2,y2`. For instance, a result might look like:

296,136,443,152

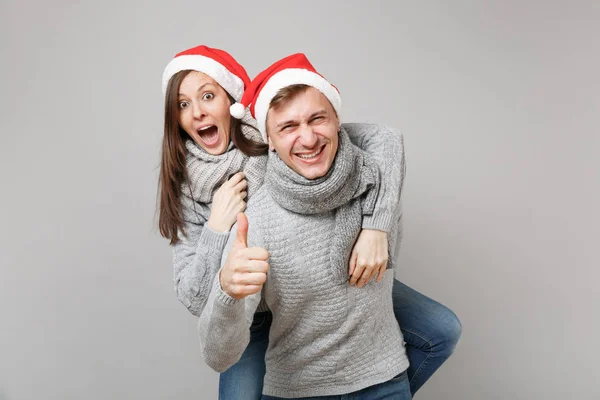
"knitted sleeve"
342,123,406,233
197,222,263,372
171,197,231,317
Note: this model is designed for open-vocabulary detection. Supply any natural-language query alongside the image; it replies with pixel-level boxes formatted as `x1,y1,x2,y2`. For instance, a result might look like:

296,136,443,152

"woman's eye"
178,101,189,109
203,93,214,100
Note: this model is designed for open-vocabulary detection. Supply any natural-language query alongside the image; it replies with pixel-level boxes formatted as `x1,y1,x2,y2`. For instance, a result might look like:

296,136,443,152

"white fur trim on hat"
230,102,246,119
253,68,342,142
161,55,244,100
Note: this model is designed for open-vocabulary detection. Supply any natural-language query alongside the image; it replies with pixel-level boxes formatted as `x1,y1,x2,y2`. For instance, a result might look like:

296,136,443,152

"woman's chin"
200,138,229,155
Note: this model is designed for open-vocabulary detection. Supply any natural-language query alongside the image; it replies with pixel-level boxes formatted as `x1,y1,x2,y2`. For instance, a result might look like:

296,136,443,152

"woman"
158,45,461,399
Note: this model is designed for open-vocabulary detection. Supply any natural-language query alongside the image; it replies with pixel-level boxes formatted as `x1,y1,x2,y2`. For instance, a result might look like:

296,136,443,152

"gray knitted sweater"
198,132,408,397
172,122,406,317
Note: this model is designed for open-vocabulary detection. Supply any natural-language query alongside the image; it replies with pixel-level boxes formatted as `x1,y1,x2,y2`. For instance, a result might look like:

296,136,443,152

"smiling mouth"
295,145,324,160
197,125,219,146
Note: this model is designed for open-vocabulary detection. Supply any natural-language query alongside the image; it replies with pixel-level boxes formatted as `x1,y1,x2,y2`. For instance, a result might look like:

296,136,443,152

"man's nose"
298,124,318,148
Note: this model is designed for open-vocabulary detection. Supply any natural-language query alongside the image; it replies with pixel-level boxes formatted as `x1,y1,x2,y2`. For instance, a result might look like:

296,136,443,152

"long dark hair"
158,70,267,244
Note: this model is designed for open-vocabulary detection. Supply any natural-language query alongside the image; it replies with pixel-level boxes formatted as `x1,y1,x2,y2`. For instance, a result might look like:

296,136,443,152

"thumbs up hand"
220,213,270,300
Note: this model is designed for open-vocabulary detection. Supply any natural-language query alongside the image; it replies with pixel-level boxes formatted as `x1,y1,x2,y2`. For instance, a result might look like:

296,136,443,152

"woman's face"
178,71,232,155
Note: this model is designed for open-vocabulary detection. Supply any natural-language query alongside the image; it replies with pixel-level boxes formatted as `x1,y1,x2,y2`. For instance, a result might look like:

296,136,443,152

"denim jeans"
260,370,411,400
218,279,461,399
391,280,462,393
218,312,272,400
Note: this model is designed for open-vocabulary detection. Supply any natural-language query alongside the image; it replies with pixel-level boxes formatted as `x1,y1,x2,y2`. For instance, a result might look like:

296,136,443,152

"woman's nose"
192,102,205,119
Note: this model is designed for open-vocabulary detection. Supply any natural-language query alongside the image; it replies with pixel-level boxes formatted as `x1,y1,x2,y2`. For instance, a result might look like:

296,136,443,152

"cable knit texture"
265,129,380,285
198,128,408,398
171,111,267,316
173,121,405,317
181,111,266,213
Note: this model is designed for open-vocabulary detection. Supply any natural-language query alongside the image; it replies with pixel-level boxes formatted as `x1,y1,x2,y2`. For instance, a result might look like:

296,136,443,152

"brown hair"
158,70,267,244
269,84,311,114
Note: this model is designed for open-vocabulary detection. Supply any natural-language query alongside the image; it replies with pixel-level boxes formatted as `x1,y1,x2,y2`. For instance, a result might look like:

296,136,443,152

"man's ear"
267,135,276,151
265,112,276,151
332,109,341,128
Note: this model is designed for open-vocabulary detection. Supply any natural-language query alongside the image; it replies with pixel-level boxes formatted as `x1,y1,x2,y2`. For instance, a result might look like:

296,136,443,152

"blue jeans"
260,370,411,400
391,280,462,394
219,280,461,399
218,312,272,400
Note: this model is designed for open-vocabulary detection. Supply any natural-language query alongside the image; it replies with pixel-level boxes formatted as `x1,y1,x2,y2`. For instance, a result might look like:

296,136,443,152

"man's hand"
349,229,389,288
220,213,270,300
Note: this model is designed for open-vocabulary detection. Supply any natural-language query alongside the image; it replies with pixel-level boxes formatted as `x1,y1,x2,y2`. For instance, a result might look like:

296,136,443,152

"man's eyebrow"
275,110,328,128
178,83,212,97
308,110,327,119
276,119,298,128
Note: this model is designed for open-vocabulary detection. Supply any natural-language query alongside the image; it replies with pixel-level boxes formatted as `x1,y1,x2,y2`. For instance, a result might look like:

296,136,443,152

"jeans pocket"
390,370,408,382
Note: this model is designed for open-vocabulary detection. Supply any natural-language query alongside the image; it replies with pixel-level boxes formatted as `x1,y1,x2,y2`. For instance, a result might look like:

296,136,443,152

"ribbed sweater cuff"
362,209,394,233
197,226,230,252
215,273,239,305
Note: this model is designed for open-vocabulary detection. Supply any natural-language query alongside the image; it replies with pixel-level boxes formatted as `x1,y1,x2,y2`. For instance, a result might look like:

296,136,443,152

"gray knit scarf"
181,112,267,224
265,127,380,282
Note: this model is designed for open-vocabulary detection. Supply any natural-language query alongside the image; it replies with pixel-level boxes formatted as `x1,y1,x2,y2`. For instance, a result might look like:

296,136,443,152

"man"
199,54,410,399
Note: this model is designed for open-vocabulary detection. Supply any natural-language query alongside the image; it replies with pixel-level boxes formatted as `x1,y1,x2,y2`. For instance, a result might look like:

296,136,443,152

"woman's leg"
392,279,462,395
219,312,272,400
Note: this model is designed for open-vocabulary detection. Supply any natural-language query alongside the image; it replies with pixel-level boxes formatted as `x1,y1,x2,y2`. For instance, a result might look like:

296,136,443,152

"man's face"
266,87,340,180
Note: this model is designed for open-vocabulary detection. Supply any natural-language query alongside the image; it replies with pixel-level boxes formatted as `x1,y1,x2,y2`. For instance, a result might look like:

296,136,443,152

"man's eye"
203,93,214,100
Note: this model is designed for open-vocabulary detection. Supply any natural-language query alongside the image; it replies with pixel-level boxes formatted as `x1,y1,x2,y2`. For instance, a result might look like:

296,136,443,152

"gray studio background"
1,1,598,399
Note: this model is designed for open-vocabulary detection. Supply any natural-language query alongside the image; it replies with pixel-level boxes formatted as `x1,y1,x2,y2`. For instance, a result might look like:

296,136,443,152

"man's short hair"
268,84,311,113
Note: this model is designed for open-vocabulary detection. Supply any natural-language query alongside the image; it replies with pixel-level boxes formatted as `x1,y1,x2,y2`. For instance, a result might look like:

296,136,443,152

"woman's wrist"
206,218,229,233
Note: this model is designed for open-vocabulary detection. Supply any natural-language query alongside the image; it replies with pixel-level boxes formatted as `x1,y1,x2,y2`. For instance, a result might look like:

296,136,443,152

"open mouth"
295,145,325,161
197,125,219,147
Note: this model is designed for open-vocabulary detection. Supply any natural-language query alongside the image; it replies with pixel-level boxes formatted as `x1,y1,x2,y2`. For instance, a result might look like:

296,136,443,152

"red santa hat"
162,45,250,111
229,53,342,142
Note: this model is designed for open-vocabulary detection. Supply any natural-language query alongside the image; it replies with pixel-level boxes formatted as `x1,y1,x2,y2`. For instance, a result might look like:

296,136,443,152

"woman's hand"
207,172,248,233
220,214,269,300
349,229,389,288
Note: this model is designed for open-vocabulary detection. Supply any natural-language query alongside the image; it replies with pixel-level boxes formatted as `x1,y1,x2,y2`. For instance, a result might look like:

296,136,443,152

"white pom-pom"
230,102,246,119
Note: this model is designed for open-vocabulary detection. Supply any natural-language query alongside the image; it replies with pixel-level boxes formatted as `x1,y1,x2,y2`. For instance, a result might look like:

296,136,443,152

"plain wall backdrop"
1,1,599,399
